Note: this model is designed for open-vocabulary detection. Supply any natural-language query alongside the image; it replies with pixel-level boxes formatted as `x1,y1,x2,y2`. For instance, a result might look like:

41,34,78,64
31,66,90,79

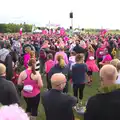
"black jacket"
84,89,120,120
48,64,70,81
0,76,20,105
42,89,77,120
73,44,86,54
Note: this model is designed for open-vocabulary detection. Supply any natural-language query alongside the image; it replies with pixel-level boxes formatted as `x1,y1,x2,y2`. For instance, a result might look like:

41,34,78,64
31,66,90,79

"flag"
19,28,22,36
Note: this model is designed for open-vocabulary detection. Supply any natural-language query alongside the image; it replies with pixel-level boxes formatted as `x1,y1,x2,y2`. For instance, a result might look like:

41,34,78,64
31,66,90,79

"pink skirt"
86,60,99,72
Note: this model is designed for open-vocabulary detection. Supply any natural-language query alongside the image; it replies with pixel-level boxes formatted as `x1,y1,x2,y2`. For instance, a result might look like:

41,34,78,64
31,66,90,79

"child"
72,54,88,110
69,51,76,86
69,51,76,70
86,45,99,84
45,54,55,90
23,47,31,68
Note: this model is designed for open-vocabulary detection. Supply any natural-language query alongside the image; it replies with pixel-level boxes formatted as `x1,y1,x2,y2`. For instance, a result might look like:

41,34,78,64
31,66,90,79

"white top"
116,73,120,84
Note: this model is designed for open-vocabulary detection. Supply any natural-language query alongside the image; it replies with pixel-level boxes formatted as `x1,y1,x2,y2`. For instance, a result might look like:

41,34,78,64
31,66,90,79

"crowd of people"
0,31,120,120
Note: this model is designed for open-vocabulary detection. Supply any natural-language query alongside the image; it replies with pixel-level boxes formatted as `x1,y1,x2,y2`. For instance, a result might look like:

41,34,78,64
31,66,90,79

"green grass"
21,73,100,120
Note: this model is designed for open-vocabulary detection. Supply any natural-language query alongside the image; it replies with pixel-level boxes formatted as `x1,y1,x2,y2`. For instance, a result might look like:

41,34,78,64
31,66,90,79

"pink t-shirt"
24,53,30,68
45,60,55,73
102,54,112,63
54,51,68,65
22,70,40,98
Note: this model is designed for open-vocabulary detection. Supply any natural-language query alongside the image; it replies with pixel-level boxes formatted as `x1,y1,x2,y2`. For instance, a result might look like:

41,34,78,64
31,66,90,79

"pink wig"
0,104,29,120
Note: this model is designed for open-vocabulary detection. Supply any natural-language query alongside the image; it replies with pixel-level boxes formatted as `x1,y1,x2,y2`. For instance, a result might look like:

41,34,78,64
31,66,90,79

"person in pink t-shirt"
99,48,112,66
54,46,68,65
23,47,31,68
45,53,55,89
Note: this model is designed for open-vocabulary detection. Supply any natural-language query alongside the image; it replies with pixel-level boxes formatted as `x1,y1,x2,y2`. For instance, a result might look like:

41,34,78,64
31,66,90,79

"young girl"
86,45,99,84
23,47,31,68
72,54,88,110
69,51,76,70
45,53,55,90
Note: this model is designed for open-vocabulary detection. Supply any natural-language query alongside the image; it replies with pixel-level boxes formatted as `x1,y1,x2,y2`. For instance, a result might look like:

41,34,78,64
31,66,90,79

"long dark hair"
28,58,36,75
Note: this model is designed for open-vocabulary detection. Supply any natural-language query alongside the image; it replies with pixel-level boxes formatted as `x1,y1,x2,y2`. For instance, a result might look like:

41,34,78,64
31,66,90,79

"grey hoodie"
0,48,9,62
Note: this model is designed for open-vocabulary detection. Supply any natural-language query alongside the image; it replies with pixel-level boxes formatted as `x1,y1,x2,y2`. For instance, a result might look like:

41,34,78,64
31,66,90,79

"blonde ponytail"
57,55,65,68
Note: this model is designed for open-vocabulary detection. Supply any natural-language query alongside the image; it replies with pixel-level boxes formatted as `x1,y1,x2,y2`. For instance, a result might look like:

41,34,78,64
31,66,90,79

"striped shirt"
35,59,40,72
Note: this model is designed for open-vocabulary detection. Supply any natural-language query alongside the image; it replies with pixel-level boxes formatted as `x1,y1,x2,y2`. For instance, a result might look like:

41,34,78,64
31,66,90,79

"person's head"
47,53,53,60
0,104,29,120
110,59,120,68
70,51,76,56
4,41,11,50
76,40,80,45
51,73,66,90
0,63,6,76
57,55,65,68
100,64,118,87
75,54,85,63
30,50,35,58
59,46,64,51
104,48,108,55
25,47,31,54
117,62,120,73
88,45,94,52
28,58,36,75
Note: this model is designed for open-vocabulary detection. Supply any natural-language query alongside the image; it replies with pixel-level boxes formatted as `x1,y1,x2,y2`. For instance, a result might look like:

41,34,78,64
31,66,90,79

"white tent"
33,29,42,33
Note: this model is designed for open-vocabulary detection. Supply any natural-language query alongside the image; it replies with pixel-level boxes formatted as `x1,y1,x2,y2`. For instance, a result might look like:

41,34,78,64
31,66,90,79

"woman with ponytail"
18,59,43,120
48,55,70,93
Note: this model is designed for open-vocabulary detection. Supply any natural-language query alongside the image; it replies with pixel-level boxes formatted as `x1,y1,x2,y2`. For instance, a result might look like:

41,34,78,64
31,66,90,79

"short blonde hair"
0,63,6,75
110,59,120,68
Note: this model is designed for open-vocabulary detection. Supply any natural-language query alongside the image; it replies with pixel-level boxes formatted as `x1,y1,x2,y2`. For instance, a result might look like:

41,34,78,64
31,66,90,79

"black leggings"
73,84,85,101
24,93,40,116
97,58,103,69
46,73,52,90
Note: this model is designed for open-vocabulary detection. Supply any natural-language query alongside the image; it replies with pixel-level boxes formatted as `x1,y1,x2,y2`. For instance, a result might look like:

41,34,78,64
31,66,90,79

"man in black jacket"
0,63,20,105
84,65,120,120
42,73,77,120
73,40,86,54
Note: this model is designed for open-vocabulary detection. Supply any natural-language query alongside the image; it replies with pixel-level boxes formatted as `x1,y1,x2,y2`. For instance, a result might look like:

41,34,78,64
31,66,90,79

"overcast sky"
0,0,120,29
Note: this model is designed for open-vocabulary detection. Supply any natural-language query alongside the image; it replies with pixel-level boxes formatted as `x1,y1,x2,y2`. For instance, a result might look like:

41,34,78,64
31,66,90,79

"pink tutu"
86,60,99,72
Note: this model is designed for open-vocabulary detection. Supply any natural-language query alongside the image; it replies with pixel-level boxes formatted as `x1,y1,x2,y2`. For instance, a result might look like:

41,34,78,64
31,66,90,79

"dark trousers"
97,58,103,69
73,84,85,101
40,59,45,74
46,73,52,90
63,82,68,93
24,93,40,116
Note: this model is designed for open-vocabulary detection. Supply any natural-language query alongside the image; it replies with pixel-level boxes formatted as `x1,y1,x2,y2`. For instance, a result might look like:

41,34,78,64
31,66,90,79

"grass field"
21,73,100,120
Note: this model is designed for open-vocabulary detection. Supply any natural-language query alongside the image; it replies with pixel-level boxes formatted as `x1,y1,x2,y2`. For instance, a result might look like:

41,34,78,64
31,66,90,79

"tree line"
0,23,32,33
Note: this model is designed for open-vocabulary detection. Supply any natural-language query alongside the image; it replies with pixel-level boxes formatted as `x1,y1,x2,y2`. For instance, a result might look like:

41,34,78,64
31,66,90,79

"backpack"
40,49,47,59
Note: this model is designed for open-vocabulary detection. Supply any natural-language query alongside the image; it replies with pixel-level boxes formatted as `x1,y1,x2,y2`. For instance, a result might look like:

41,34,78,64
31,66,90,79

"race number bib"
23,85,33,93
89,56,94,60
